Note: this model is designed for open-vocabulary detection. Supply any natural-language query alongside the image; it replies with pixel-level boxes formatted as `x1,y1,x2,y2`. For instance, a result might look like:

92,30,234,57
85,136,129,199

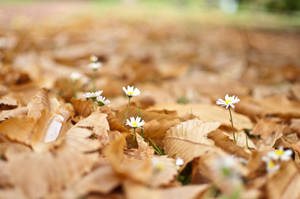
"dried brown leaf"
164,119,220,165
148,104,252,131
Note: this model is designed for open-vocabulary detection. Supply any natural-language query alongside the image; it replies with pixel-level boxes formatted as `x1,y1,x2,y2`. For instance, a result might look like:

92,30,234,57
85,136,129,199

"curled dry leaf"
164,118,220,165
104,134,153,184
0,111,110,199
267,161,300,199
71,98,95,117
208,130,251,159
0,107,28,122
148,104,252,131
117,106,181,138
251,118,284,150
0,98,18,110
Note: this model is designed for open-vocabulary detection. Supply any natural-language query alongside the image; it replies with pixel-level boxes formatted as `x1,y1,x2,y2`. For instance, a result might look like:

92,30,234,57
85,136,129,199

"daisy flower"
83,90,103,99
151,157,165,171
88,62,102,71
123,86,140,97
216,94,240,109
175,157,184,169
262,156,280,173
267,147,293,161
90,55,98,62
88,55,102,71
126,116,145,128
70,72,82,82
96,95,110,106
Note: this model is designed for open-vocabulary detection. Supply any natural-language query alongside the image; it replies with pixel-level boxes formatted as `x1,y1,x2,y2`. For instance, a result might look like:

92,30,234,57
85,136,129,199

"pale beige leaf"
0,107,28,122
148,104,252,130
267,161,300,199
63,163,121,198
148,156,177,188
164,119,220,164
0,98,18,110
27,88,50,120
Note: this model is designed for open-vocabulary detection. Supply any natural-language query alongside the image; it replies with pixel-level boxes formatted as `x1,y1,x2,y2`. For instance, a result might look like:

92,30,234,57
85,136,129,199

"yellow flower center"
156,163,164,171
225,100,232,104
128,91,134,95
132,122,137,127
268,161,275,168
275,150,283,156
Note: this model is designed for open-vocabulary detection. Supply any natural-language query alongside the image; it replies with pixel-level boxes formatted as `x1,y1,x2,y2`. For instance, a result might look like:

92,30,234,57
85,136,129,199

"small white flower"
216,94,240,109
122,86,140,97
90,55,98,62
151,157,164,171
96,95,110,106
70,72,82,82
88,55,102,71
175,157,184,169
262,156,280,173
88,62,102,71
83,90,103,99
213,156,238,178
126,116,145,128
267,147,293,161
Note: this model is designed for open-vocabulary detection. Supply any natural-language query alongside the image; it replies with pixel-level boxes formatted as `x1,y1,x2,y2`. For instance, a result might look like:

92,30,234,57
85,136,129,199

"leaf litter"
0,7,300,199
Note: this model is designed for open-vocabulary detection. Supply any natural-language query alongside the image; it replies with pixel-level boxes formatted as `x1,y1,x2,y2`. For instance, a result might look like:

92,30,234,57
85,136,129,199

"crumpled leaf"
0,107,28,122
0,111,110,199
148,104,252,131
164,118,221,165
0,98,18,110
104,134,153,184
208,130,251,159
267,161,300,199
71,98,95,117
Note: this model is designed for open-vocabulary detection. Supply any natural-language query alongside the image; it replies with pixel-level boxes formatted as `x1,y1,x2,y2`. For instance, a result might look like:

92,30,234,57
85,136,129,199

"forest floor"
0,1,300,199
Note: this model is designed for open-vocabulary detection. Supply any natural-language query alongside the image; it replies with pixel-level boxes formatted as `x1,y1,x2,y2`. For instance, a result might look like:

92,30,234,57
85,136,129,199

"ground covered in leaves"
0,4,300,199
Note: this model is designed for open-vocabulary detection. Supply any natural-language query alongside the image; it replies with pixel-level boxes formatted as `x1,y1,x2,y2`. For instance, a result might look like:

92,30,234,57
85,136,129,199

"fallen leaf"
164,119,220,165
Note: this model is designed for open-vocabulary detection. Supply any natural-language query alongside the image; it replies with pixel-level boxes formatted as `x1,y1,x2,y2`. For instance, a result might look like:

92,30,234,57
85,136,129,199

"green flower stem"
148,137,163,155
228,107,236,143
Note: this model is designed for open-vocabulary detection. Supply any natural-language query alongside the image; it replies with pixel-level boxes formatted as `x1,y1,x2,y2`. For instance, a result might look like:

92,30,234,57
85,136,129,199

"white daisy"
90,55,98,62
83,90,103,99
88,55,102,71
151,157,164,171
175,157,184,169
122,86,140,97
216,94,240,109
70,72,82,82
267,147,293,161
126,116,145,128
213,155,238,178
262,156,280,173
88,62,102,71
96,95,110,106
